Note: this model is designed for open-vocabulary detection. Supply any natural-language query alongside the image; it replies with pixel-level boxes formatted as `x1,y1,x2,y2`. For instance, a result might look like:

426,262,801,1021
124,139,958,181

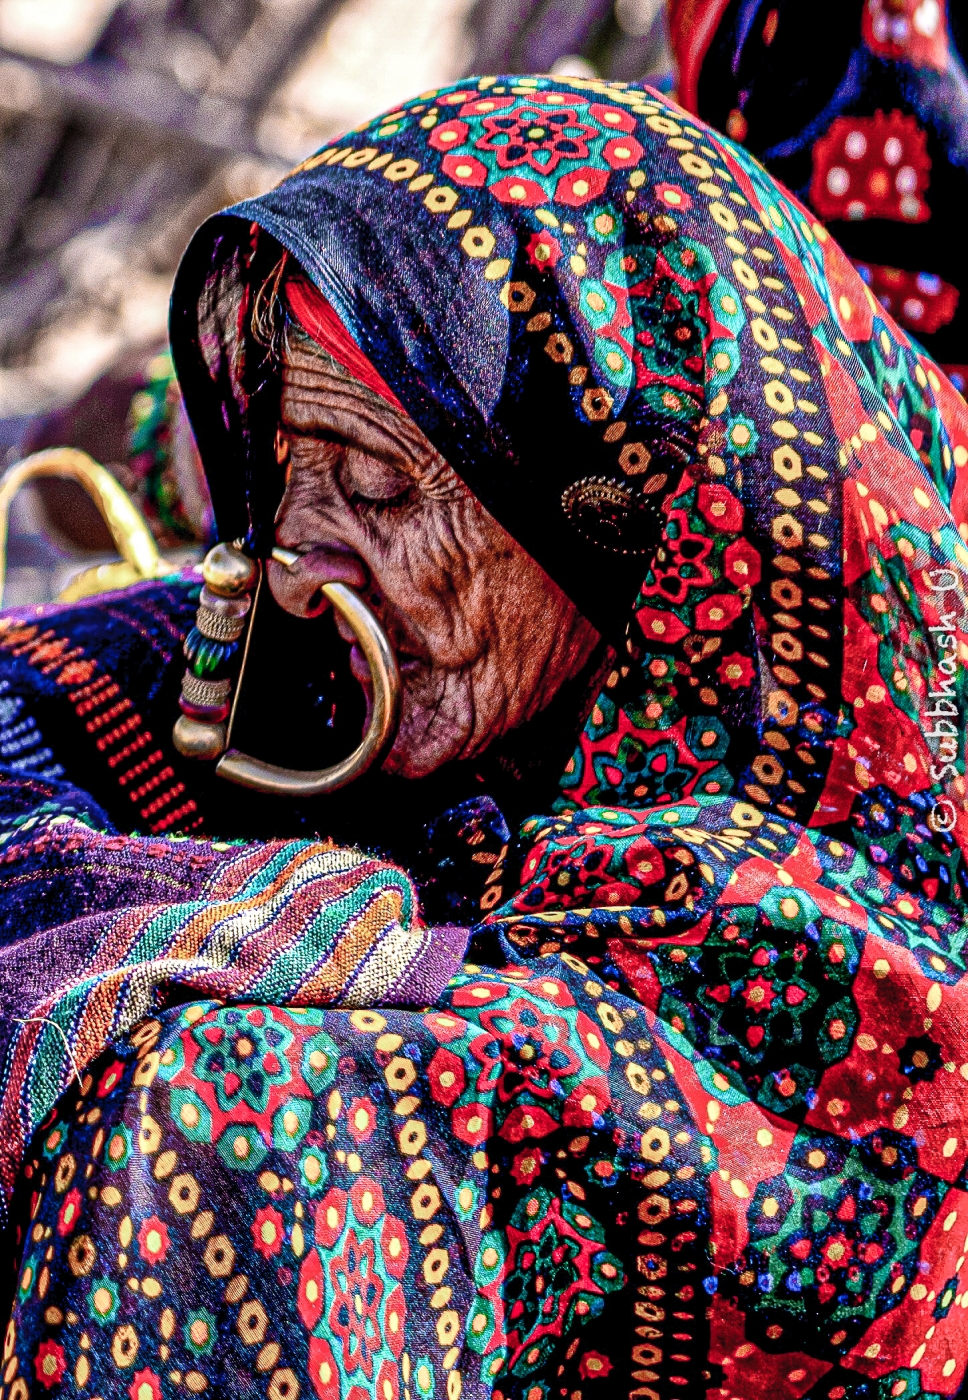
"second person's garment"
669,0,968,390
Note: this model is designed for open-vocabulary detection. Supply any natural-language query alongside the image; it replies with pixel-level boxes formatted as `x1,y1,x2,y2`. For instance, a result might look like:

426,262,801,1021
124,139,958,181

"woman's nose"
267,543,369,618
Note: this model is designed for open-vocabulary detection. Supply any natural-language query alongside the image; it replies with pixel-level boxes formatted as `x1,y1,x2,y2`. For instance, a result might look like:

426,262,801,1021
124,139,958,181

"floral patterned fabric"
4,72,968,1400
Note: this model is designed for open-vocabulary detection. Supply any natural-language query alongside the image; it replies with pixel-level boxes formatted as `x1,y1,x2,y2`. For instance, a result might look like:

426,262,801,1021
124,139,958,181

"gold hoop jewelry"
173,542,402,797
0,448,172,606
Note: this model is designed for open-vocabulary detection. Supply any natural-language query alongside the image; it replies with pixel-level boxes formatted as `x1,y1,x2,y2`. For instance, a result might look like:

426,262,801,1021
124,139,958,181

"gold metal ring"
0,448,171,606
214,563,401,797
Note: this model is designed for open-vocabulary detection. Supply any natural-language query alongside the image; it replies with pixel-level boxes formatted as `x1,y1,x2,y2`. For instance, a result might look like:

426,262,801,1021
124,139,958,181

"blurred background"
0,0,672,602
0,0,965,607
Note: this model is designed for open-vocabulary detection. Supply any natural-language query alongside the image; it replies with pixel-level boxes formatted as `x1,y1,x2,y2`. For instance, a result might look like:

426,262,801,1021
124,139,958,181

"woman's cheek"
383,519,470,635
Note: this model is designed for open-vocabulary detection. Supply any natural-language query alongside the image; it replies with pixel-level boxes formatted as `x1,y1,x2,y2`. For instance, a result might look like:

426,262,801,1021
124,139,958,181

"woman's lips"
333,605,422,678
349,643,370,686
348,642,421,685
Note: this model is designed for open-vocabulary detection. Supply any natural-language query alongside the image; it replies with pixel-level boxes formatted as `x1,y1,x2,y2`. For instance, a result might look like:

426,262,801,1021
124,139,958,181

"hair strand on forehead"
251,252,290,355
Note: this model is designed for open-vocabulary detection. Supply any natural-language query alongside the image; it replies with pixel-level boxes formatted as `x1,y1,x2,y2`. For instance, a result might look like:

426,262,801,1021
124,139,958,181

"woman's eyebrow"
284,421,348,445
284,412,424,479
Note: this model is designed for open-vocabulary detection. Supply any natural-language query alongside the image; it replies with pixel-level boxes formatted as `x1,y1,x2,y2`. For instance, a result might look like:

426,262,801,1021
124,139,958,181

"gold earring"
173,541,257,761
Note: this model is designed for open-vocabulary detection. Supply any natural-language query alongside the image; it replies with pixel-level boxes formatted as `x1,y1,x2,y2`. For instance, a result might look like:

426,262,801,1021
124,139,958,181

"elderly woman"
1,75,967,1400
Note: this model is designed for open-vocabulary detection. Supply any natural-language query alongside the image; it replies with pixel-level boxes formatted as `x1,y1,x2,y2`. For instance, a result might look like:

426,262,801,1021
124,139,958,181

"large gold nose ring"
174,543,401,797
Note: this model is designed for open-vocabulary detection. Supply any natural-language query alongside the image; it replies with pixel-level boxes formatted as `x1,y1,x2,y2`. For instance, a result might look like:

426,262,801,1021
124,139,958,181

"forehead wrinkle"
281,340,468,498
283,334,398,426
282,344,433,473
286,396,420,474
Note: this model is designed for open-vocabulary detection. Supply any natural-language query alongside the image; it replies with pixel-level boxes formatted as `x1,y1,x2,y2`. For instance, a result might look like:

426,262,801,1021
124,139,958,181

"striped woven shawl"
0,804,467,1212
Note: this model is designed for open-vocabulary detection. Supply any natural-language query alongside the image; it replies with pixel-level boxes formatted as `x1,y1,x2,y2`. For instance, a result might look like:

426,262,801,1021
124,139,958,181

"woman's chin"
381,694,474,779
382,731,462,780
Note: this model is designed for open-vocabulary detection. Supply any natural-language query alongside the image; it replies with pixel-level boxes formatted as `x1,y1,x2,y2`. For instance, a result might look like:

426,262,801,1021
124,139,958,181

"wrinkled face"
268,331,601,779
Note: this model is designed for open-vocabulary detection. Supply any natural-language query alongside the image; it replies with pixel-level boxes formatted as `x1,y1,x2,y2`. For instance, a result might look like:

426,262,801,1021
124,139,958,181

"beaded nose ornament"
173,542,401,796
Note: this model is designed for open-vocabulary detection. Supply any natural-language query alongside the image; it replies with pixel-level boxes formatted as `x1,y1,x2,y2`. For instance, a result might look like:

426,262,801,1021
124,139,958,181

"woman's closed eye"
340,452,417,515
